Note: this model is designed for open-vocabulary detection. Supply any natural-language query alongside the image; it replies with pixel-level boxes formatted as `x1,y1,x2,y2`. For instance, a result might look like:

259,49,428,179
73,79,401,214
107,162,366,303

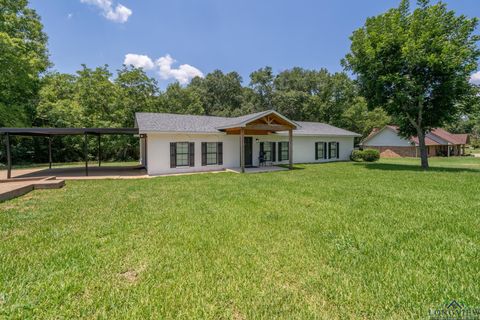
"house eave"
139,130,225,135
275,132,361,137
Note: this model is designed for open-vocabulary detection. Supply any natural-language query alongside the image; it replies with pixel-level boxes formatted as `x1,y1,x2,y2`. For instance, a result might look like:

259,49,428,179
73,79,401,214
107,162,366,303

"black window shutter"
189,142,195,167
315,142,319,160
336,142,340,159
260,142,264,155
272,142,276,162
324,142,328,159
217,142,223,165
201,142,207,166
170,142,176,168
278,142,283,161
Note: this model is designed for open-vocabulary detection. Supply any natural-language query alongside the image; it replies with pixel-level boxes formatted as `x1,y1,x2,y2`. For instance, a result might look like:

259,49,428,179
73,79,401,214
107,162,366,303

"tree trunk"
417,129,429,170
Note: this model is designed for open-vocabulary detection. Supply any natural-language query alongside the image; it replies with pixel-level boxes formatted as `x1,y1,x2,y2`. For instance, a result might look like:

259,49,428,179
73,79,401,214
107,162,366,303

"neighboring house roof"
410,136,441,146
452,134,469,145
135,110,361,137
360,125,410,145
430,128,470,145
361,125,469,146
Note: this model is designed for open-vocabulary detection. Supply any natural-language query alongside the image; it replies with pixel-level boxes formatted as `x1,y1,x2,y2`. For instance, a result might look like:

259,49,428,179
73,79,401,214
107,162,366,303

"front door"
244,137,253,167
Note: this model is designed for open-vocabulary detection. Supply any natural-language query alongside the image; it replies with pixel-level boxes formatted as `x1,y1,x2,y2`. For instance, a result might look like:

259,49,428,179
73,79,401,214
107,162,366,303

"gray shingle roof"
291,121,360,136
136,113,227,133
135,112,360,137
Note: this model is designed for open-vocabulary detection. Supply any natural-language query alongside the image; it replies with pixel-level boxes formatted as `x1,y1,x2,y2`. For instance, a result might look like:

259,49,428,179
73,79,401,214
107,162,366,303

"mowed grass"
379,156,480,170
1,158,479,319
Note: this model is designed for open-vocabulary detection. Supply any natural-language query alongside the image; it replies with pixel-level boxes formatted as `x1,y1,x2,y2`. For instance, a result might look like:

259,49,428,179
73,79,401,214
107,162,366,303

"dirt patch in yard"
119,270,139,283
118,264,147,284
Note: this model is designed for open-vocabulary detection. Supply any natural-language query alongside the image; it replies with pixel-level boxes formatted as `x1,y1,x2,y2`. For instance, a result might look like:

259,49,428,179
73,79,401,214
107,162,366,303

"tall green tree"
36,73,81,127
0,0,50,126
249,66,275,111
115,66,159,127
341,97,391,138
445,84,480,147
272,67,317,120
343,0,480,169
75,65,118,127
312,72,357,125
159,82,203,115
188,70,244,116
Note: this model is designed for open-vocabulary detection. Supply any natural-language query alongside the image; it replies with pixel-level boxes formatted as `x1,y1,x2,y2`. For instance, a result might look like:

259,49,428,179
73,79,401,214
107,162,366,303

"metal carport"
1,127,139,179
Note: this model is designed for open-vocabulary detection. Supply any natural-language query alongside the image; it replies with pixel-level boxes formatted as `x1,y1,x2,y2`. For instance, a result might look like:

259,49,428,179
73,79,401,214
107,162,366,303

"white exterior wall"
255,135,354,166
146,133,239,175
145,132,355,175
363,128,412,147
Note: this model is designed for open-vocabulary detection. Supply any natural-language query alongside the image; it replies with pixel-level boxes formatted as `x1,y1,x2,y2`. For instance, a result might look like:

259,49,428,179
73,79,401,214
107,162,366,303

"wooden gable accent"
224,112,296,135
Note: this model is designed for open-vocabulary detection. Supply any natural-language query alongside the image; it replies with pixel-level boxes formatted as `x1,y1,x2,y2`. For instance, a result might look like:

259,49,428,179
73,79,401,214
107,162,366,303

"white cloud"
123,53,203,84
124,54,155,70
471,71,480,85
156,54,204,84
80,0,132,23
105,4,131,23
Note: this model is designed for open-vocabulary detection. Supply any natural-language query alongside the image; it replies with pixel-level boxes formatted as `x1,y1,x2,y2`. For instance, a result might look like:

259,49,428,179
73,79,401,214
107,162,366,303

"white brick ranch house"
136,110,360,175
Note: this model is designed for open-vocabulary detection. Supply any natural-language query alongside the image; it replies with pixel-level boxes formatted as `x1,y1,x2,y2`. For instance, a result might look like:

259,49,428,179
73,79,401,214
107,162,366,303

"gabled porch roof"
215,110,298,134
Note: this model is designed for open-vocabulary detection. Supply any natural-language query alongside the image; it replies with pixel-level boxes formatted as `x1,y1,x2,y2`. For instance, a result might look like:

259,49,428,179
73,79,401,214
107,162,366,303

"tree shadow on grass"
354,162,480,173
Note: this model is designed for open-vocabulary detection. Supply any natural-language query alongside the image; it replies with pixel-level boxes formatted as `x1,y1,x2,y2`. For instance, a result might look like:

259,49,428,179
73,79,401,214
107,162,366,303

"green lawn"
1,158,479,319
379,156,480,170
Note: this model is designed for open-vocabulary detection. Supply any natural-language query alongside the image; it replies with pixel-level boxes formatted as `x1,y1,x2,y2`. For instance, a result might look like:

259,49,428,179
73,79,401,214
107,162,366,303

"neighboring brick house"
360,125,469,158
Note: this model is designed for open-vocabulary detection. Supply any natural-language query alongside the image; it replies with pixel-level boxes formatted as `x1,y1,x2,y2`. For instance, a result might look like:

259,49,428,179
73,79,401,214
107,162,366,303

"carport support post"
240,127,245,173
48,135,52,169
98,134,101,167
288,129,293,170
5,133,11,179
84,133,88,176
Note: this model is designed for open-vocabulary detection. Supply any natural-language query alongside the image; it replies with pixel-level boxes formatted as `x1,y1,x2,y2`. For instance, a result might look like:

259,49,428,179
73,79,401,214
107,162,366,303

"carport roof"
0,127,139,136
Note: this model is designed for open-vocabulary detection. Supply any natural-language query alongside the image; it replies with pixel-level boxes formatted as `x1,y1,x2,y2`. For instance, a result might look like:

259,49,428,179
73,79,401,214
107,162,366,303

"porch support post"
288,128,293,170
48,135,52,169
98,134,101,167
84,133,89,176
240,127,245,173
5,133,11,179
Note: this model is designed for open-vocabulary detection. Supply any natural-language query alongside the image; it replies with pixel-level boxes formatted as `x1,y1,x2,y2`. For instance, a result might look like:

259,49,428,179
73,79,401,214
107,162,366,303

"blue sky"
30,0,480,87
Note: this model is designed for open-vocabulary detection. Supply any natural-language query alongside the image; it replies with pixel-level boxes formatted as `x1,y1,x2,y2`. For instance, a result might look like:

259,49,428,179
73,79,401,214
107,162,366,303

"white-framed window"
278,141,289,161
206,142,218,165
201,142,223,166
329,142,339,159
315,142,325,160
176,142,190,166
264,142,274,161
